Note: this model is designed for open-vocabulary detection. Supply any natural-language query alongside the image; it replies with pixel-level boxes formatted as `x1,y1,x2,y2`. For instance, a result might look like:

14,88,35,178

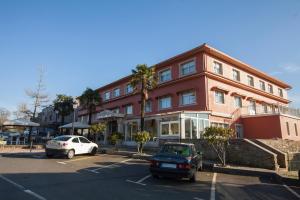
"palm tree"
53,94,74,125
130,64,157,131
78,88,101,126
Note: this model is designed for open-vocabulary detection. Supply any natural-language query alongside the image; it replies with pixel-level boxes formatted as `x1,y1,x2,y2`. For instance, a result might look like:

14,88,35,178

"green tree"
90,122,107,142
203,126,235,166
134,131,151,154
78,88,100,126
130,64,157,131
53,94,74,125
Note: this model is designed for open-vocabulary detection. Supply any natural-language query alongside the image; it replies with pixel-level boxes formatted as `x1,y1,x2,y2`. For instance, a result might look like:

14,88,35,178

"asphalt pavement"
0,152,299,200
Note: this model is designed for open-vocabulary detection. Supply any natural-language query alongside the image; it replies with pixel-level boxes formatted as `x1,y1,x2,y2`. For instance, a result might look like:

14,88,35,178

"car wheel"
67,149,75,159
189,174,196,182
90,147,97,155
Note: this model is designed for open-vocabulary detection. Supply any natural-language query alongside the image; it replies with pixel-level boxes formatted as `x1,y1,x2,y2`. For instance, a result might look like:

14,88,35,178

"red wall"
242,115,282,139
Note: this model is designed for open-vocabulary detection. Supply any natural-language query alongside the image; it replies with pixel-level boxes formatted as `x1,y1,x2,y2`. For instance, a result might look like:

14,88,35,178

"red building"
78,43,300,145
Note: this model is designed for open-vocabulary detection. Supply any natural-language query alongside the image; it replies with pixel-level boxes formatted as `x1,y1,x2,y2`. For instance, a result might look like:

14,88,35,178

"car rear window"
160,145,191,157
53,136,72,141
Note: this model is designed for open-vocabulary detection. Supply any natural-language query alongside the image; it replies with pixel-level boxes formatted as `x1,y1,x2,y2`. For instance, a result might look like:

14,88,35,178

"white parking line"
0,174,47,200
210,173,217,200
90,158,132,173
57,162,67,165
126,174,151,186
64,156,95,163
283,184,300,199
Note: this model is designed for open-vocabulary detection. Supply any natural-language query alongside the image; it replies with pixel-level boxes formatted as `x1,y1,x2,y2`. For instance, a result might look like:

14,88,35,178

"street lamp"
71,100,79,135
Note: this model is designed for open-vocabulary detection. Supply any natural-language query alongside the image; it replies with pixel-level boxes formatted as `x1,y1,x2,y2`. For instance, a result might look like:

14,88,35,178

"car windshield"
160,145,191,157
53,136,72,141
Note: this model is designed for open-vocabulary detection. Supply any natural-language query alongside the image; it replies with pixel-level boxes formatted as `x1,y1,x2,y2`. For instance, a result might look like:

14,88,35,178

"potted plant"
108,132,124,150
133,131,151,154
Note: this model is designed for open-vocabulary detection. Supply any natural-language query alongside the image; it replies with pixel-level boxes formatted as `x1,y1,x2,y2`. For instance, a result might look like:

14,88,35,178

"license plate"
161,163,176,168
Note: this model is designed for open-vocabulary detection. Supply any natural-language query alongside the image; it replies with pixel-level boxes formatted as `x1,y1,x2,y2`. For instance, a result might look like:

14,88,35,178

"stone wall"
179,139,278,170
252,139,287,169
257,139,300,153
287,153,300,171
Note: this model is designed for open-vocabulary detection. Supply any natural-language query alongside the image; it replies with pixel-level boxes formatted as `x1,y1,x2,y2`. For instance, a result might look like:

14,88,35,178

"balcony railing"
240,105,300,118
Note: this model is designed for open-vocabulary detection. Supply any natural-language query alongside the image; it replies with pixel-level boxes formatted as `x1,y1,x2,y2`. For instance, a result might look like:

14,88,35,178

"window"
72,138,79,143
215,91,225,104
125,84,133,94
249,100,256,115
268,84,273,94
125,105,133,115
159,96,172,109
247,75,254,87
259,81,265,91
232,69,240,81
295,124,298,136
145,100,152,113
286,122,290,135
104,91,110,101
181,91,196,105
185,118,197,139
278,88,283,97
180,60,196,76
234,96,242,108
263,104,268,113
79,137,90,143
161,122,179,136
211,122,229,128
113,88,120,97
213,62,223,75
159,68,171,83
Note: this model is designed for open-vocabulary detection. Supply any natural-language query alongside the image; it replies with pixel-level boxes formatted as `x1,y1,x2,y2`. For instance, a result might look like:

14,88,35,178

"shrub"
133,131,151,154
108,132,124,145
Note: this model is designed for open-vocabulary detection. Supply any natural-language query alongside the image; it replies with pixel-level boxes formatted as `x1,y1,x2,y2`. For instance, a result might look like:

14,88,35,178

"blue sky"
0,0,300,114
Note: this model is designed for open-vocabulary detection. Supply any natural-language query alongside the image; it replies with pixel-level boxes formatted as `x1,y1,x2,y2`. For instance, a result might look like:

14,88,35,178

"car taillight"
62,143,68,147
177,163,191,169
150,160,159,167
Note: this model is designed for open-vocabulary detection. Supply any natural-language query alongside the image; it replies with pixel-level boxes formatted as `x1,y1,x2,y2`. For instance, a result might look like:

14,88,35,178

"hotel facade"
78,44,300,144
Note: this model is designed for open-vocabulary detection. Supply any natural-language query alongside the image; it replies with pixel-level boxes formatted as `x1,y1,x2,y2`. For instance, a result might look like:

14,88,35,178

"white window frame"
113,88,120,97
158,68,172,83
234,96,242,108
259,80,265,91
268,84,273,94
125,105,133,115
104,91,111,101
247,75,254,87
159,96,172,110
145,100,152,113
232,69,240,81
214,91,225,104
160,121,180,136
180,91,196,106
125,84,133,94
179,59,196,77
213,61,223,75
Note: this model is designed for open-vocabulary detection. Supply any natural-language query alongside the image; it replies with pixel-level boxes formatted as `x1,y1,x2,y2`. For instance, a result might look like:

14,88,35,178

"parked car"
45,135,98,159
149,142,203,182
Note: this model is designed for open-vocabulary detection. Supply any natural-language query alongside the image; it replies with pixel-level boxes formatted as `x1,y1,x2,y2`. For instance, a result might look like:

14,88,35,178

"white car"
45,135,98,159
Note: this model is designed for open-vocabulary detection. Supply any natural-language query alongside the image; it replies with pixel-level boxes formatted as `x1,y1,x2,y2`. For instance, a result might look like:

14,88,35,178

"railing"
240,105,300,118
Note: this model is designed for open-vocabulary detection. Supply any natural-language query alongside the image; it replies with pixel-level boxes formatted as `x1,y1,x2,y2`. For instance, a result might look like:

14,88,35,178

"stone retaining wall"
160,139,279,170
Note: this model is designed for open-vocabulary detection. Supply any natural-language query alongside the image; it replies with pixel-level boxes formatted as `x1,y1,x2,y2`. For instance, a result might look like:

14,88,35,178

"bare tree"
26,67,49,140
0,107,10,127
13,103,32,120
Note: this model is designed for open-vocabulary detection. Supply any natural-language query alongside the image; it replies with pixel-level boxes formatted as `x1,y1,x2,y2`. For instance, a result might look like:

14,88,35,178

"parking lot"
0,152,300,200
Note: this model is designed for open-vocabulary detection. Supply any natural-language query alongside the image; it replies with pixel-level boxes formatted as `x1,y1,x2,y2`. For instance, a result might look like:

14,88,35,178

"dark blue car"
149,142,203,182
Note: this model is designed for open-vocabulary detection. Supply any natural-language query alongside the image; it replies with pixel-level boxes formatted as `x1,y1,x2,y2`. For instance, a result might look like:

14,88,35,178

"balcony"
240,105,300,118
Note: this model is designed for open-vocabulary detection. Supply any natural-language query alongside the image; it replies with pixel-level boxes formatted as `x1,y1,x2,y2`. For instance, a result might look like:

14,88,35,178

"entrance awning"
3,119,40,127
96,110,124,120
59,122,90,129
